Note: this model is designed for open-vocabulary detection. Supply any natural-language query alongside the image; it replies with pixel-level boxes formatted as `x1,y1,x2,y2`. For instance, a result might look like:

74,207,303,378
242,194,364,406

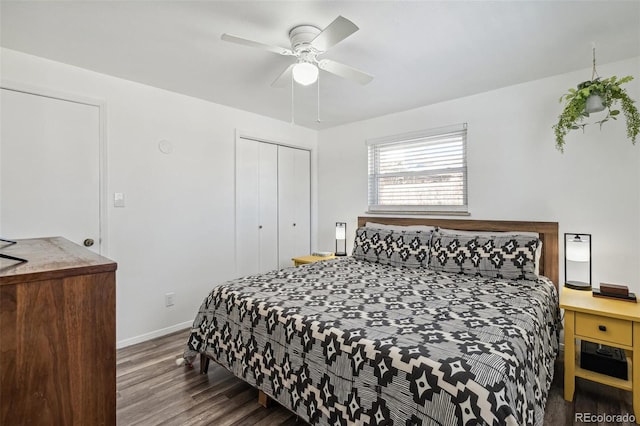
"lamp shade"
566,239,590,262
292,62,318,86
335,222,347,256
564,233,591,290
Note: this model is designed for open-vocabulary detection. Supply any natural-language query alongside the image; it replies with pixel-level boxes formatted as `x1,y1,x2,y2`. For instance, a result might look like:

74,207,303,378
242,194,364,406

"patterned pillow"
429,231,540,280
352,226,431,268
437,227,543,275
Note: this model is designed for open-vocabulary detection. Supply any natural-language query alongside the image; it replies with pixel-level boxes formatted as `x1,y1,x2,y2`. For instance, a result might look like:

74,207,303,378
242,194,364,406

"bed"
183,216,560,425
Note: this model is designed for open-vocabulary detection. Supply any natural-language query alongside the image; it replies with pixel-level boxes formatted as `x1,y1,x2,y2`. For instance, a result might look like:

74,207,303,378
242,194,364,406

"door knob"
83,238,94,247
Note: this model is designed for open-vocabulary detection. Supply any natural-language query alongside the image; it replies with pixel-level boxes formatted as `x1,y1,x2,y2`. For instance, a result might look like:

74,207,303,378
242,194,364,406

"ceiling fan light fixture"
221,16,372,88
292,62,318,86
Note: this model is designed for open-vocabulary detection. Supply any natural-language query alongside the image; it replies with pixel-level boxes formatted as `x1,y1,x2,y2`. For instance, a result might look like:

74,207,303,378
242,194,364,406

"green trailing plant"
553,75,640,152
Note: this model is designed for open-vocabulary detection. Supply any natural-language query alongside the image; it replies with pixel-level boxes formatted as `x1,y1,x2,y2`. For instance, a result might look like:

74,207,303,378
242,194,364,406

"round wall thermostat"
158,140,173,154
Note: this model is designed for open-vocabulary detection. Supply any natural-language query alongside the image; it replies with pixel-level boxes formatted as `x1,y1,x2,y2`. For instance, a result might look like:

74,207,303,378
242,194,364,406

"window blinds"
367,123,467,212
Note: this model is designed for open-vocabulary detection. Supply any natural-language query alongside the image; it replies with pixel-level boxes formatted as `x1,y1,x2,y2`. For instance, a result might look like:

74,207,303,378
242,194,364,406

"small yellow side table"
292,254,336,266
561,286,640,423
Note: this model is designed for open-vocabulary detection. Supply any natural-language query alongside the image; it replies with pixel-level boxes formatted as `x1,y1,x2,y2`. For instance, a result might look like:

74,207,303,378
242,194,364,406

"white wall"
317,56,640,293
3,45,639,346
0,48,318,347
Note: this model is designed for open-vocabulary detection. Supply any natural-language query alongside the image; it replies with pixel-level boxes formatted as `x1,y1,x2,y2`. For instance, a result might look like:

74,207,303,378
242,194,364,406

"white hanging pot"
585,93,605,113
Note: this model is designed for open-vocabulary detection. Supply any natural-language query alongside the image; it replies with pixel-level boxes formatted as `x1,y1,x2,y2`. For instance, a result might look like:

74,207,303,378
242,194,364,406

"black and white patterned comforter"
184,257,560,426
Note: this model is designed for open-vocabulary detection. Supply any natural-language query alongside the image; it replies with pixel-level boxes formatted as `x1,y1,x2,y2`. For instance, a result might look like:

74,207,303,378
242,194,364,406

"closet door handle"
293,223,296,227
259,225,263,229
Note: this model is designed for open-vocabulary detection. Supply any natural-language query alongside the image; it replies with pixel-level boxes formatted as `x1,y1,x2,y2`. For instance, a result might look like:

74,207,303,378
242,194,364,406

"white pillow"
365,222,435,233
437,227,540,238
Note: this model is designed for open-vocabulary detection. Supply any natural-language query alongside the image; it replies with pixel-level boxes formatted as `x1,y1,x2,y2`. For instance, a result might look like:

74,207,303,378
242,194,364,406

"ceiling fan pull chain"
317,73,321,123
291,74,295,124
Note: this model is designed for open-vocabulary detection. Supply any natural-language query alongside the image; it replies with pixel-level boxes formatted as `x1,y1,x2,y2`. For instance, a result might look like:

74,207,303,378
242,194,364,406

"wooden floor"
117,329,635,426
116,329,299,426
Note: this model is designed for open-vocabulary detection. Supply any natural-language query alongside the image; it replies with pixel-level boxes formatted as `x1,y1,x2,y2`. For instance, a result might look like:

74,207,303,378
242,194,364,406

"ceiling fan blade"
221,33,294,56
317,59,373,85
271,64,295,88
311,16,359,52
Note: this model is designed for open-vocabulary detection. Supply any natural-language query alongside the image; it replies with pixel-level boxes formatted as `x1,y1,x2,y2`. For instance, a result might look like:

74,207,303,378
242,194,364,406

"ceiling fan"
221,16,374,87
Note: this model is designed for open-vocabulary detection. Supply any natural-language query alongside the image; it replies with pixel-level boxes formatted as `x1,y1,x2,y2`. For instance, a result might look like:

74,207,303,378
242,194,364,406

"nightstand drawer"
575,312,632,346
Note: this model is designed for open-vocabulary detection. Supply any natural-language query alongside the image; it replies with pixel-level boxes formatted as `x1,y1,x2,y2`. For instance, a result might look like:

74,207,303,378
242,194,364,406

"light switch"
114,192,125,208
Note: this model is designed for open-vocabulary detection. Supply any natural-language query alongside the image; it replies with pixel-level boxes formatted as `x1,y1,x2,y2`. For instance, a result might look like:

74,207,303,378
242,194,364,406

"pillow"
437,227,540,238
352,226,431,268
437,227,542,275
365,222,435,233
429,231,541,280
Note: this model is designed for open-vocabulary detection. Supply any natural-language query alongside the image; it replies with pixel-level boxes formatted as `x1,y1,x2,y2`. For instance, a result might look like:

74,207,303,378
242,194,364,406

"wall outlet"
165,292,175,307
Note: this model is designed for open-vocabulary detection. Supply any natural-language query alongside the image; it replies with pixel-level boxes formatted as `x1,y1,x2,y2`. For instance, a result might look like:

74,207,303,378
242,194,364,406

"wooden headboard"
358,216,559,288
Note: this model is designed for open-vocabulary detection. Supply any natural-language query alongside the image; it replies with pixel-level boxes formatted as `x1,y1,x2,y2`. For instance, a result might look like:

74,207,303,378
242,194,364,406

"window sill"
365,210,471,217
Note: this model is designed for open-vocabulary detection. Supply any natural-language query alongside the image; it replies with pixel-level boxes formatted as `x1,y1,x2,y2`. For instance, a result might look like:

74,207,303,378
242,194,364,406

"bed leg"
258,390,271,408
200,354,210,375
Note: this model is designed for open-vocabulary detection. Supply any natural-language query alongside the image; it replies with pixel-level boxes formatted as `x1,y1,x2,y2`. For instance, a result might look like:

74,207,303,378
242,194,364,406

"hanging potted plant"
553,49,639,152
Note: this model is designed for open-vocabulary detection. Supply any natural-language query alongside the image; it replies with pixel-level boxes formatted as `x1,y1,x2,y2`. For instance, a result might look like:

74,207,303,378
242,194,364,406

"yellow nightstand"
561,286,640,422
292,254,336,266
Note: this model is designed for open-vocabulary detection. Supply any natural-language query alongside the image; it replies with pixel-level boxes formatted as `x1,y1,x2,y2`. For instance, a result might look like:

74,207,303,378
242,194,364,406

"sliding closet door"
235,138,278,276
278,146,311,269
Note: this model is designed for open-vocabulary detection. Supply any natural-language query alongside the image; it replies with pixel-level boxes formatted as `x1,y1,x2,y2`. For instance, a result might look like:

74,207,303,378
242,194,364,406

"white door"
0,88,102,253
278,145,311,268
235,137,278,276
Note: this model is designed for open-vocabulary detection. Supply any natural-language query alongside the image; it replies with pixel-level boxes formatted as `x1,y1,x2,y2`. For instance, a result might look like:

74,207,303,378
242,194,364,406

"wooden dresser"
0,237,117,425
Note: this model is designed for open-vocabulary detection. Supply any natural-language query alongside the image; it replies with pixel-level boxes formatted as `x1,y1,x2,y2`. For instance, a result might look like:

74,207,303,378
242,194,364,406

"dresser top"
0,237,116,285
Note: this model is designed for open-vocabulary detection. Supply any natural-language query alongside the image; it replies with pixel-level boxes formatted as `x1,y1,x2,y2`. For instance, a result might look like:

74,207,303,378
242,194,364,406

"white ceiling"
1,1,639,130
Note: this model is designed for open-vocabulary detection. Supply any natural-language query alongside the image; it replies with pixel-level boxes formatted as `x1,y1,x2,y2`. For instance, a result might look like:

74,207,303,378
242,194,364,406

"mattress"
184,257,560,425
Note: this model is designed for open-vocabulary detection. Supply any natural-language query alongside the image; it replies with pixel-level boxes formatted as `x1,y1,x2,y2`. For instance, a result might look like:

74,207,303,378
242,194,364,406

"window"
367,123,467,213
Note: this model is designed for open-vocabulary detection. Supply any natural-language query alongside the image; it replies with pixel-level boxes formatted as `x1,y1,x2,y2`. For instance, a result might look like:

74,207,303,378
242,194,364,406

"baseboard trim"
116,320,193,349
